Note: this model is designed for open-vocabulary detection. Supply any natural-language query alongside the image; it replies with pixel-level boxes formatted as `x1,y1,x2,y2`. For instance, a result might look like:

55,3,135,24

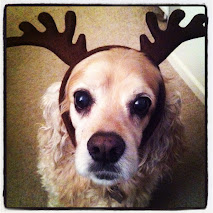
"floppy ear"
139,90,185,175
37,82,74,165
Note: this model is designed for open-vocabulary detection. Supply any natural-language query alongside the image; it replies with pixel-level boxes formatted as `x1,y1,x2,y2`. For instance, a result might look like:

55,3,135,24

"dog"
37,47,184,207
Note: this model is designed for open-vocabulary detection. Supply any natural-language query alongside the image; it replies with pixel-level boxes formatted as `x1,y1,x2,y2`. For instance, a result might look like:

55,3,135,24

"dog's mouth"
94,171,118,180
89,162,121,183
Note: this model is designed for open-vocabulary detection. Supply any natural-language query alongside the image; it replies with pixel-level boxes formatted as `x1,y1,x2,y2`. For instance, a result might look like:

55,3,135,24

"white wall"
160,6,206,104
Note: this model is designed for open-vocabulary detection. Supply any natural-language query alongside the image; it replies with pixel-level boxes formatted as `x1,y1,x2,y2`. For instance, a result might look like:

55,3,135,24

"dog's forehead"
68,48,162,94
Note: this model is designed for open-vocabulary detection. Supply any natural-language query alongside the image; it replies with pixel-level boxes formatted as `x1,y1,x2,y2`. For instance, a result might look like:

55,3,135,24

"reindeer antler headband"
7,9,207,146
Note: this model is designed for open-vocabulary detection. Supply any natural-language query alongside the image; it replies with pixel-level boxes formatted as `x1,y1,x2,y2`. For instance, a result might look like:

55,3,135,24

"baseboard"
167,53,205,104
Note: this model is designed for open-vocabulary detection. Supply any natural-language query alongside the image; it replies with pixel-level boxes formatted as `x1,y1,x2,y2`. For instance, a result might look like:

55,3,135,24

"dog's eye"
74,90,93,112
132,97,151,117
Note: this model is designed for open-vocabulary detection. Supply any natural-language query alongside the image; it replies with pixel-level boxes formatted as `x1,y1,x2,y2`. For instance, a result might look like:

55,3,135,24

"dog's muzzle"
87,132,126,181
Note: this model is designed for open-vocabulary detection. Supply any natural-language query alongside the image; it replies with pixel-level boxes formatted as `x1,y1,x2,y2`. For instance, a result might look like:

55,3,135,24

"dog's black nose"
87,132,126,163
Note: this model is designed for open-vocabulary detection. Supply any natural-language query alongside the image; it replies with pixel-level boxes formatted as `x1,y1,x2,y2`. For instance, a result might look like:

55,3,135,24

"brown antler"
140,9,207,65
7,11,87,66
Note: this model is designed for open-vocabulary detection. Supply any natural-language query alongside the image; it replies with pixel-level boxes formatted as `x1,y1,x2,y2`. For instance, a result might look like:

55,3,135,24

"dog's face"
63,48,163,185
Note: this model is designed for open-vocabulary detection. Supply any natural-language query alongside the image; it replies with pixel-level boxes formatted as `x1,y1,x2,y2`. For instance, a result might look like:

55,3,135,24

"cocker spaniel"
37,48,184,207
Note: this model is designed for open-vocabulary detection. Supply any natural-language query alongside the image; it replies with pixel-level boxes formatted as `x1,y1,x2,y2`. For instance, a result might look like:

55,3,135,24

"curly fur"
37,49,185,207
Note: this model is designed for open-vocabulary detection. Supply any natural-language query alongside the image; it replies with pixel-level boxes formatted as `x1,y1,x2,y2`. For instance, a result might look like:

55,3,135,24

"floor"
5,6,206,209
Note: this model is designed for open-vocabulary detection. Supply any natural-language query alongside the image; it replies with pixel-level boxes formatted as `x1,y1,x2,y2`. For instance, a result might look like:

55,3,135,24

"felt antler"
7,11,87,66
140,9,207,65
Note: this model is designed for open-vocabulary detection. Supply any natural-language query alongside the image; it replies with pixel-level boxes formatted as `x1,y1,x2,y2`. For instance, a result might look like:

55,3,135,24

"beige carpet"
5,6,206,208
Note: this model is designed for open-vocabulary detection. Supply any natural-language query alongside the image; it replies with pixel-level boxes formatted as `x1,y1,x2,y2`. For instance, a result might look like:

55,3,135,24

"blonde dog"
37,48,184,207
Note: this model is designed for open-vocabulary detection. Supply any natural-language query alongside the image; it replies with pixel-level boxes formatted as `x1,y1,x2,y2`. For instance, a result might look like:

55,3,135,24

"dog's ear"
38,82,75,164
139,90,185,175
